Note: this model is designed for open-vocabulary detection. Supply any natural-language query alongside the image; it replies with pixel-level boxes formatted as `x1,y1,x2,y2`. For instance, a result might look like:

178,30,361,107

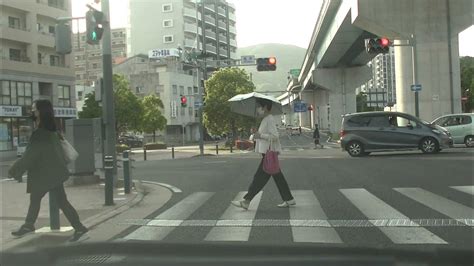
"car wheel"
420,137,439,154
347,141,364,157
464,135,474,148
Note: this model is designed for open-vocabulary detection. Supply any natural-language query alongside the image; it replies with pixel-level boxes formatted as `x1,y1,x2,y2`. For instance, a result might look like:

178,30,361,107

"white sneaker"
277,199,296,208
231,200,250,210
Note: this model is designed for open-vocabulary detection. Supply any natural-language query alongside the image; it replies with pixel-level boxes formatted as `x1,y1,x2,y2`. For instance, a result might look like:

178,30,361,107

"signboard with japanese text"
148,48,180,59
54,107,77,118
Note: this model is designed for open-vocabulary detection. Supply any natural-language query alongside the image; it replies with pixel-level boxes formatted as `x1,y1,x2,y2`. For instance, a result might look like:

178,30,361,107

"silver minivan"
432,113,474,147
340,112,453,157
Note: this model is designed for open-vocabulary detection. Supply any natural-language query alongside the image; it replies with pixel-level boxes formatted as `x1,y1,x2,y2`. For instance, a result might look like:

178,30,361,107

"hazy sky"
72,0,474,55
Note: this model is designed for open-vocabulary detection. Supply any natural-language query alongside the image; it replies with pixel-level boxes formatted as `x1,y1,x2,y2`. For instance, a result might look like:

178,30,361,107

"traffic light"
180,95,187,107
55,22,72,54
86,10,105,45
365,37,391,54
256,57,277,71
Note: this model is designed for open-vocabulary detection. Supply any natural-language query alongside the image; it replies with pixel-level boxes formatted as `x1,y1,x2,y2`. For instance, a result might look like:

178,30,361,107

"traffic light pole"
101,0,116,206
410,35,420,118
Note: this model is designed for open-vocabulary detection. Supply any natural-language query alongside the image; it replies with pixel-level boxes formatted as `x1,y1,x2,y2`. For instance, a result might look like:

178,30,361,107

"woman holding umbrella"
231,97,295,210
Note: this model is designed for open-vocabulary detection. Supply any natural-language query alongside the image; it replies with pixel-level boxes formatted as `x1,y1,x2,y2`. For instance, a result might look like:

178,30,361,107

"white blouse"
255,114,282,154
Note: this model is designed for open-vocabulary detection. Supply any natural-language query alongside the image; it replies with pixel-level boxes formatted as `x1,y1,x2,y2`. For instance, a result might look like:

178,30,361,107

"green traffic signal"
86,10,104,45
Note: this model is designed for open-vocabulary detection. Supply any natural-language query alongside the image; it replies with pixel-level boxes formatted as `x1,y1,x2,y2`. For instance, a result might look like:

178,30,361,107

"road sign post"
411,84,421,118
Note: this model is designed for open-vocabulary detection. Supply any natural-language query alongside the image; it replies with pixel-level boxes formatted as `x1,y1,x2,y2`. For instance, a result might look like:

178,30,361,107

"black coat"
9,128,69,194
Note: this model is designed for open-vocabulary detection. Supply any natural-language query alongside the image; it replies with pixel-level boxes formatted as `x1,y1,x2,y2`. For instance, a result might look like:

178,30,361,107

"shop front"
0,105,33,151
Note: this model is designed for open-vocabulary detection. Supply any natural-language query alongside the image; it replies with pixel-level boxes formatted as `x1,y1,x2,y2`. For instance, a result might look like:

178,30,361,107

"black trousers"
24,184,84,230
244,154,294,202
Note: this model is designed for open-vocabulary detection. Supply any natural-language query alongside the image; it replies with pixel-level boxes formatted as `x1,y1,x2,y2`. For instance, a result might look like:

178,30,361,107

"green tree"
460,56,474,112
113,74,143,135
141,94,167,142
78,92,101,118
203,68,256,138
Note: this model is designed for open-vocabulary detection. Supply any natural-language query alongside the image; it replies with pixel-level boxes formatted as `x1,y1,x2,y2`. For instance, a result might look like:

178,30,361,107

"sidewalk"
0,178,141,251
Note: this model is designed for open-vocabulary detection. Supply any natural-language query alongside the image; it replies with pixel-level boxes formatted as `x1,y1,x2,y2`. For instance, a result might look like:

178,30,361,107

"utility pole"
411,35,420,117
101,0,116,206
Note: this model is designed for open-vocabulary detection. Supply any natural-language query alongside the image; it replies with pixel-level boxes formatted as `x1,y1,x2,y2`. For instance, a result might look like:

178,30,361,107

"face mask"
256,107,265,116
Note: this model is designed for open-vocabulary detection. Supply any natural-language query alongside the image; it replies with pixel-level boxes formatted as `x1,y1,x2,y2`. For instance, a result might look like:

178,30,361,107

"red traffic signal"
256,57,277,71
380,37,390,47
180,95,187,107
365,37,391,54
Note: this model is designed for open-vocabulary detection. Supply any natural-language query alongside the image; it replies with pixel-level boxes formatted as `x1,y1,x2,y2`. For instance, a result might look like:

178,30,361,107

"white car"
432,113,474,147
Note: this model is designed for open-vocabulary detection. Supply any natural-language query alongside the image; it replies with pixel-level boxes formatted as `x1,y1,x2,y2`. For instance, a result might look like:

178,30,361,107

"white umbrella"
228,92,283,117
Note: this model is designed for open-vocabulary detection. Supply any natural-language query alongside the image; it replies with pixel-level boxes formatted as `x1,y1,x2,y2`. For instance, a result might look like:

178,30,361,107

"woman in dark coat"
9,100,88,242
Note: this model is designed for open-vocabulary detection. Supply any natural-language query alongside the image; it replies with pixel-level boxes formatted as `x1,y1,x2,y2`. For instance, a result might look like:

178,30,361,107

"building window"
38,53,42,64
163,19,173,27
180,106,185,116
49,26,55,34
179,86,184,95
1,81,32,106
172,85,178,95
57,85,71,107
162,3,173,12
77,91,83,100
50,55,63,66
8,17,20,29
92,63,98,69
163,35,174,43
193,86,199,94
188,107,193,116
187,87,192,95
48,0,65,10
9,49,21,61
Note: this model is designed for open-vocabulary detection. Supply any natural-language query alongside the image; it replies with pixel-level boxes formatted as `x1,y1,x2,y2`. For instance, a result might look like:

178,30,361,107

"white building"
0,0,76,151
127,0,237,60
114,54,201,144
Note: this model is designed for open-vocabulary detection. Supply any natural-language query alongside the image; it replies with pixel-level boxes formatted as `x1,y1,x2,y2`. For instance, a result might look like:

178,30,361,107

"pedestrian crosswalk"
120,186,474,245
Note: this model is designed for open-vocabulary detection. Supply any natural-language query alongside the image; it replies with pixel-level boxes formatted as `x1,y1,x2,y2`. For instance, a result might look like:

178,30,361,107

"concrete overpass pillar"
352,0,472,120
313,66,371,133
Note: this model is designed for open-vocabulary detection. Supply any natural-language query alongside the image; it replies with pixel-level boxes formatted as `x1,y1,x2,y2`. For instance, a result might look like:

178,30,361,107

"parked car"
118,135,143,148
340,111,453,157
431,113,474,147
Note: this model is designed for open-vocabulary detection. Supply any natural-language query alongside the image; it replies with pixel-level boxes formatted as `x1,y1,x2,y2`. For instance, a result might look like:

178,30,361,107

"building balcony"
0,57,74,76
184,23,202,35
204,30,216,40
218,21,226,30
229,39,237,48
219,48,227,57
184,38,197,49
204,15,215,26
218,34,227,44
0,25,33,43
184,7,201,20
205,44,216,54
229,12,236,22
217,7,226,17
229,25,236,34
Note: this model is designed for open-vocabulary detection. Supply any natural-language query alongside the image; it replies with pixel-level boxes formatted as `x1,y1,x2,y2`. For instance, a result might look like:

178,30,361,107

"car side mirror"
407,124,414,129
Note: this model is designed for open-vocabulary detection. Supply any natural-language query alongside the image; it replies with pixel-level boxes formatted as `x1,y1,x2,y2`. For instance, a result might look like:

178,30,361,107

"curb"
2,181,146,251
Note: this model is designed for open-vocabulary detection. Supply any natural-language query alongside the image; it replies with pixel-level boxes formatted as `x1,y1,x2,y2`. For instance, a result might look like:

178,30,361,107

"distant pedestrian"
298,126,302,135
8,100,88,242
249,127,257,150
232,98,295,210
313,124,323,149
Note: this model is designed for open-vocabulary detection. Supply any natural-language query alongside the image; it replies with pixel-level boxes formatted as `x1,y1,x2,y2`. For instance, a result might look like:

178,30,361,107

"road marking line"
203,161,227,164
124,192,214,241
205,191,262,241
340,188,447,244
450,186,474,196
394,188,474,225
290,190,342,243
141,181,182,193
120,218,472,228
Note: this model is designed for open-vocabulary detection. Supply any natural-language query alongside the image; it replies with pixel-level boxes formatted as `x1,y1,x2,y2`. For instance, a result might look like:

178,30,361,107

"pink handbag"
263,140,280,175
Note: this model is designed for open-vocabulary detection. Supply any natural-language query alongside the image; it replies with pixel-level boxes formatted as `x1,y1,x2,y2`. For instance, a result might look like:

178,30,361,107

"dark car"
118,135,143,148
340,111,453,157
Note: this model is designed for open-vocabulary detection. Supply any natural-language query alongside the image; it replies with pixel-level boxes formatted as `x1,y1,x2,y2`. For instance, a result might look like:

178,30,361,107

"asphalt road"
115,132,474,252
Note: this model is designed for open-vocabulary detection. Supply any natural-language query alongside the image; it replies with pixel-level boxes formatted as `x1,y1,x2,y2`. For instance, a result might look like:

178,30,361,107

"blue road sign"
294,102,307,113
194,101,203,108
411,84,422,92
